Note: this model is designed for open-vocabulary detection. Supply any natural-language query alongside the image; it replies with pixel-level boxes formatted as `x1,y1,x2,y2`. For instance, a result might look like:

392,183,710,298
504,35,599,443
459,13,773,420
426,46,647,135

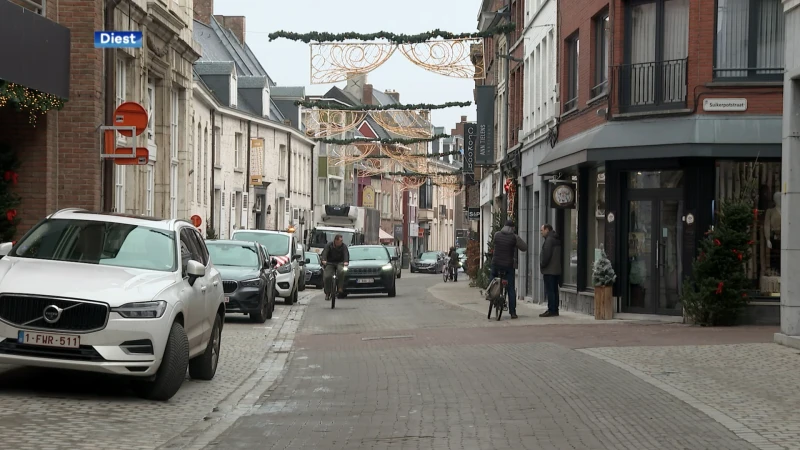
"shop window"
716,161,781,297
586,168,606,287
562,179,579,285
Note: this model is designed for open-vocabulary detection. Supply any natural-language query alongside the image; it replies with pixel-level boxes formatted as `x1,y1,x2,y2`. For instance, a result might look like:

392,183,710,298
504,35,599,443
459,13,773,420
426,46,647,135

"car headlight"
112,301,167,319
240,278,261,288
277,264,292,274
382,264,394,271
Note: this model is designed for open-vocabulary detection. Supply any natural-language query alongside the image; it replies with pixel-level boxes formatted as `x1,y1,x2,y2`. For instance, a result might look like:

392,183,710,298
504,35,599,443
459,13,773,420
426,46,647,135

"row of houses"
0,0,466,255
470,0,796,333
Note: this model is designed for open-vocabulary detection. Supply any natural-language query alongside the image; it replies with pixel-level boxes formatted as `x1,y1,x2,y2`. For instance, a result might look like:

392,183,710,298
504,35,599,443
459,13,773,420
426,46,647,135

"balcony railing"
612,58,688,114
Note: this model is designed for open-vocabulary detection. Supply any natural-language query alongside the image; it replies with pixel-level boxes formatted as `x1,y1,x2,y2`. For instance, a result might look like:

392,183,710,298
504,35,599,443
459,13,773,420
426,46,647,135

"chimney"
194,0,213,25
344,73,367,103
363,84,374,106
461,115,467,122
214,15,246,45
385,89,400,103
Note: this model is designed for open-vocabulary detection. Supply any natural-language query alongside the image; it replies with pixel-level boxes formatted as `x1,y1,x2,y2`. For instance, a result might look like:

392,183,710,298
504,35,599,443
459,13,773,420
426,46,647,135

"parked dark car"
304,251,323,288
386,245,402,279
340,245,398,297
410,251,445,273
206,240,275,322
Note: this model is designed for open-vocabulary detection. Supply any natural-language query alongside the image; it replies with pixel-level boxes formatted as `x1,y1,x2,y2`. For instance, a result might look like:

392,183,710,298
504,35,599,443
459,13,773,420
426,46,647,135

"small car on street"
0,208,225,401
410,251,445,274
340,245,398,297
387,245,402,279
230,230,304,305
304,251,323,289
205,240,275,322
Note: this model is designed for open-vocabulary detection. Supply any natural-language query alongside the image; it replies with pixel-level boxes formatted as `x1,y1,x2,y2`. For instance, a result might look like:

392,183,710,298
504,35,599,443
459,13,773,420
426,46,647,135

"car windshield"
350,247,390,262
309,230,354,247
456,248,466,255
305,252,320,264
207,243,259,268
10,218,176,272
420,252,438,261
234,232,289,255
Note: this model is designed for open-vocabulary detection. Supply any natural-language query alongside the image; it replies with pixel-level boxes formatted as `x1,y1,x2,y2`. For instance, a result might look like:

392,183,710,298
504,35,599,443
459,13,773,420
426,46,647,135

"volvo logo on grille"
43,305,63,324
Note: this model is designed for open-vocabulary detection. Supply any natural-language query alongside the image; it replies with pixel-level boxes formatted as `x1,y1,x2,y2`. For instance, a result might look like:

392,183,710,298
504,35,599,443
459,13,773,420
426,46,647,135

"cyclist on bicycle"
321,234,349,301
492,219,528,319
447,246,459,282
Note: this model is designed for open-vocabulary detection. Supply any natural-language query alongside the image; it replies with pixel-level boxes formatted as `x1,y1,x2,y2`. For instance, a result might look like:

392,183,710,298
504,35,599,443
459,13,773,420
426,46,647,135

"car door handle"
212,281,219,286
201,286,207,293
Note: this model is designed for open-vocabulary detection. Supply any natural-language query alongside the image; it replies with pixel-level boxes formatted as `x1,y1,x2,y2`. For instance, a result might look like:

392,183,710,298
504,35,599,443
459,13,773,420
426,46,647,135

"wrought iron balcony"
612,58,688,114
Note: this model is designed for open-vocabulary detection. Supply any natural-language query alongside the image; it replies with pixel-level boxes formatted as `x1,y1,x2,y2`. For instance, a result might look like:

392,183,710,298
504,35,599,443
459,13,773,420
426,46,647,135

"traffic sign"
113,147,149,165
191,215,202,227
114,102,148,137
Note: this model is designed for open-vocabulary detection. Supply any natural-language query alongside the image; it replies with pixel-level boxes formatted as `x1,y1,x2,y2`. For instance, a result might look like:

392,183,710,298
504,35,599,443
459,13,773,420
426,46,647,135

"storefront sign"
475,86,495,166
467,208,480,220
464,122,476,174
250,138,265,185
418,227,424,238
480,176,492,206
703,98,747,112
393,224,404,240
551,183,576,209
362,186,375,208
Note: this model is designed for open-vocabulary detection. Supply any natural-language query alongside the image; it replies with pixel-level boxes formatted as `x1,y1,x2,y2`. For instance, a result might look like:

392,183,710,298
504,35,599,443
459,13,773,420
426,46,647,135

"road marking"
361,335,414,341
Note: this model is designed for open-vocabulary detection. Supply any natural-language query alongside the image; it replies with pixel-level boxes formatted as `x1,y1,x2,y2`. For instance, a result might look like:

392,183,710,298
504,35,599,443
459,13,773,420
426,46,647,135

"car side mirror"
263,260,270,269
186,260,205,286
305,258,311,264
390,256,399,262
292,254,301,261
271,257,278,267
0,242,12,258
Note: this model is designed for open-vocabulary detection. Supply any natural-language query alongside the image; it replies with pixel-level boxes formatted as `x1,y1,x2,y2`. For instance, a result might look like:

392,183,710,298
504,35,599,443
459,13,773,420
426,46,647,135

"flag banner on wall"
475,85,495,166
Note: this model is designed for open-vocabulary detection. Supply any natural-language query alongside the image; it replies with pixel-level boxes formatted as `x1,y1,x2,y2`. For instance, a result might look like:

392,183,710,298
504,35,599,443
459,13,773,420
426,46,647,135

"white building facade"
776,0,800,349
112,0,200,220
518,0,558,302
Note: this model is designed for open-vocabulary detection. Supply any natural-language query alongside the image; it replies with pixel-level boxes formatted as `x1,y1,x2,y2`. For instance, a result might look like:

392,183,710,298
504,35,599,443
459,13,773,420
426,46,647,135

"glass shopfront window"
562,178,579,285
716,161,781,297
586,168,606,287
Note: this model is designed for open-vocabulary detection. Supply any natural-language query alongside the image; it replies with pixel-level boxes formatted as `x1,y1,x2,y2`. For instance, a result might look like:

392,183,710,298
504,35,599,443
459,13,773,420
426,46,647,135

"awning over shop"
538,115,782,175
0,0,70,99
379,229,394,241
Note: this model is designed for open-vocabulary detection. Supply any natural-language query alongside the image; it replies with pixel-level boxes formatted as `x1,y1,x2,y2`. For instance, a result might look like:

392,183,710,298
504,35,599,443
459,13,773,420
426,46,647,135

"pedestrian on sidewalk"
539,224,562,317
492,219,528,319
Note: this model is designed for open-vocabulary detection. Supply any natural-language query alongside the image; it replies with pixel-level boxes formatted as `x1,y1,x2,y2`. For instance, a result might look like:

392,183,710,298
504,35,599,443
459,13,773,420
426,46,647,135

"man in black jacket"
492,219,529,319
539,224,562,317
321,234,349,301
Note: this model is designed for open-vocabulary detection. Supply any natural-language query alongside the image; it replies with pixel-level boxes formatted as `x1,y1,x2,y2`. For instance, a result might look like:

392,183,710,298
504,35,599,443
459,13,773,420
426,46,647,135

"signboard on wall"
475,86,495,166
551,183,576,209
394,224,404,241
362,186,376,208
250,138,265,185
467,207,480,220
463,121,477,186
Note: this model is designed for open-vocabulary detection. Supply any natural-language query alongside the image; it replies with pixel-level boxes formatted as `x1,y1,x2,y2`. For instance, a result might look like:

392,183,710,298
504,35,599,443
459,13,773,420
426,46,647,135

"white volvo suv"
0,209,225,401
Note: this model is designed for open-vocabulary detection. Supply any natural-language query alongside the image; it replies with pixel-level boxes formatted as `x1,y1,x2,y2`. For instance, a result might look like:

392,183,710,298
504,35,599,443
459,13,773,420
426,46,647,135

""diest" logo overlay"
94,31,143,49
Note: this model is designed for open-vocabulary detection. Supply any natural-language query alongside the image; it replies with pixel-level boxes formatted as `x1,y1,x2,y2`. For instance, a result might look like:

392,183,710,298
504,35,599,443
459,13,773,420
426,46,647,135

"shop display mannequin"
764,192,781,271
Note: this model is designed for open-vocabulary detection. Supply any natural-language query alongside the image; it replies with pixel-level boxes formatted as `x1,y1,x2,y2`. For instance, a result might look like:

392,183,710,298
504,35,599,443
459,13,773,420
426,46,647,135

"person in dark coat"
321,234,349,300
539,223,562,317
492,219,529,319
447,246,459,281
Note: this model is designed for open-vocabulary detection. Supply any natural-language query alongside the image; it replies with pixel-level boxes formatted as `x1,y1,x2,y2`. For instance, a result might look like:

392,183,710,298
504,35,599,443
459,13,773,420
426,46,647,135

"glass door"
625,194,684,315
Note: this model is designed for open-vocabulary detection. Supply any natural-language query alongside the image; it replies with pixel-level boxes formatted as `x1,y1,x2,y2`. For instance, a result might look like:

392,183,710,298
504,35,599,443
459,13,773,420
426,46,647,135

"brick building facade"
538,0,785,321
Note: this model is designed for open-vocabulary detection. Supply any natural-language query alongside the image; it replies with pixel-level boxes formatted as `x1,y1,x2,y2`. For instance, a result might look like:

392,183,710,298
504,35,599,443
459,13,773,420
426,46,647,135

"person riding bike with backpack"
491,219,529,319
447,246,459,281
321,234,349,301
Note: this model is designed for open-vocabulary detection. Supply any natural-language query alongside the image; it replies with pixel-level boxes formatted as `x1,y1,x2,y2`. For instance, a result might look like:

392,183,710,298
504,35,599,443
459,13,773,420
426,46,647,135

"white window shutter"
242,193,249,229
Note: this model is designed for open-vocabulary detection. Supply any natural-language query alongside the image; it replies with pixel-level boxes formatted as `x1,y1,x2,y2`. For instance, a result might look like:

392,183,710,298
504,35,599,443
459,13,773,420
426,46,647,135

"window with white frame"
197,124,202,203
145,164,154,216
170,90,179,218
114,165,125,213
234,132,243,169
279,145,287,179
115,59,128,143
213,126,221,165
146,78,156,146
318,177,328,204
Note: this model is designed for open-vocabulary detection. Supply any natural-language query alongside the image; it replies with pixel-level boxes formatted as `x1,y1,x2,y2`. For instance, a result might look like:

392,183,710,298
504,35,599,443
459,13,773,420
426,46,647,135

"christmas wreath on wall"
0,143,21,242
0,79,66,125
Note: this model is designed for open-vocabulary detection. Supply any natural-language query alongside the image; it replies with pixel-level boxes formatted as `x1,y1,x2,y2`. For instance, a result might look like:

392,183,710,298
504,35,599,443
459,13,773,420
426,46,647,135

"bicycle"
325,262,341,309
487,270,508,321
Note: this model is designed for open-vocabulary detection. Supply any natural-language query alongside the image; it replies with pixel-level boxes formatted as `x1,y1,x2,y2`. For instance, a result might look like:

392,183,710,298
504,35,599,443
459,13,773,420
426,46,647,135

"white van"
230,230,304,304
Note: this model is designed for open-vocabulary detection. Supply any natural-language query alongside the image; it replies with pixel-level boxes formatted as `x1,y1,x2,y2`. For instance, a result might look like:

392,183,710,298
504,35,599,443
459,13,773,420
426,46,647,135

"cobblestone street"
0,290,313,450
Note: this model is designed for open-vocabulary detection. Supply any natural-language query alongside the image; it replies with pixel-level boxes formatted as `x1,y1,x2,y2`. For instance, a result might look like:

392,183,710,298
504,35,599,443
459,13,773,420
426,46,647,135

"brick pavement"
0,291,312,450
582,344,800,450
205,275,766,450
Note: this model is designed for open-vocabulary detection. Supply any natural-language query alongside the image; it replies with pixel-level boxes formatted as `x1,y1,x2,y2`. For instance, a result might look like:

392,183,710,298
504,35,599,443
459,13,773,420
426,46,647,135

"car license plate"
357,278,373,284
17,330,80,349
224,296,230,303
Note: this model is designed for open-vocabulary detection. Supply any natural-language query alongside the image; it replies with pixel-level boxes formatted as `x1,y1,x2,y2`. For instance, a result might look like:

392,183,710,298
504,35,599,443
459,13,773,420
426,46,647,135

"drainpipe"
503,0,512,224
102,0,123,212
246,120,252,230
286,131,292,202
210,109,216,231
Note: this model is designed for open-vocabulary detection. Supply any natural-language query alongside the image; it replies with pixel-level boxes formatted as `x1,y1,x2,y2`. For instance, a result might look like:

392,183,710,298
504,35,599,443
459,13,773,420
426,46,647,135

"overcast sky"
213,0,480,132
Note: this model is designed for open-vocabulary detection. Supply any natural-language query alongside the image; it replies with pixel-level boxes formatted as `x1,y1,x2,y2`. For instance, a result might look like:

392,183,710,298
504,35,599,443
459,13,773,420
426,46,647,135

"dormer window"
230,73,237,107
262,87,270,117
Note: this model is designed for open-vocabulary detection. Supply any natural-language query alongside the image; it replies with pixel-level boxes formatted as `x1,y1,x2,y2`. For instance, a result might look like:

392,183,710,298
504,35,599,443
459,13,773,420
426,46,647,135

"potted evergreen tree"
592,246,616,320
